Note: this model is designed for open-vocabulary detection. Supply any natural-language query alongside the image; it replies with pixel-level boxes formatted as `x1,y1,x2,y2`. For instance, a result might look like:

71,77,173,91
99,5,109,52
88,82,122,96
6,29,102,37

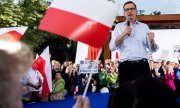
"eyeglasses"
124,8,136,12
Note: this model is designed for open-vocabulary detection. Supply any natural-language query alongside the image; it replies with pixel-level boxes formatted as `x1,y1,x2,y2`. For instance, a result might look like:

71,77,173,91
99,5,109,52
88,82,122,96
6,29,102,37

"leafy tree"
138,10,145,15
0,0,77,63
152,11,161,15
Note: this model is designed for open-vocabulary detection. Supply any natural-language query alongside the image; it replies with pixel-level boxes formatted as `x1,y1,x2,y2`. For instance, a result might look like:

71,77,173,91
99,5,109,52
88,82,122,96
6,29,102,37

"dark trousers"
118,59,151,85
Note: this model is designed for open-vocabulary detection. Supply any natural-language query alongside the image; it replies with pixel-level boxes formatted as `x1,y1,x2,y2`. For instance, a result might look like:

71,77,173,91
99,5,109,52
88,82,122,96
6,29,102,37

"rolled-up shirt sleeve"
109,31,117,51
109,24,122,51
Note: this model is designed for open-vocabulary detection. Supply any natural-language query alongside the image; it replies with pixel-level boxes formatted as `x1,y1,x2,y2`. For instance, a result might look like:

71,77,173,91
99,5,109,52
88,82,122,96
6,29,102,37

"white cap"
100,87,109,93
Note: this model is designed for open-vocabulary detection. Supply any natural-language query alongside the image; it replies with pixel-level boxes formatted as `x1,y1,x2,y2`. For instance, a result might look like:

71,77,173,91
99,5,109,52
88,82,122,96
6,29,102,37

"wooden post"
103,32,111,60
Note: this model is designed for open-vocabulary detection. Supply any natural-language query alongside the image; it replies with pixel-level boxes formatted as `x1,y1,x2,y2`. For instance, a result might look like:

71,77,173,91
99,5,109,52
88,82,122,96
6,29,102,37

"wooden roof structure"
104,14,180,61
116,14,180,24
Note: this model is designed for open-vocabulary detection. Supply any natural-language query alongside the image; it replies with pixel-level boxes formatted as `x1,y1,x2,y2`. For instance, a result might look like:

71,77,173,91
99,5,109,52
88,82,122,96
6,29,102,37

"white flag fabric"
0,26,28,41
75,42,89,64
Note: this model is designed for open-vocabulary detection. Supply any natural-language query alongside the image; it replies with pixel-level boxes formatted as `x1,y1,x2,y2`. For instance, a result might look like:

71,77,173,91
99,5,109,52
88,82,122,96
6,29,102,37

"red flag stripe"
39,8,110,48
87,46,100,60
0,30,22,41
115,51,119,60
33,56,50,97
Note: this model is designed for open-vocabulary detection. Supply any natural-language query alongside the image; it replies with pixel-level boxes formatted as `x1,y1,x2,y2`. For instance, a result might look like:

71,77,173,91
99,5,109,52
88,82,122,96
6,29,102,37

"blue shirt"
109,21,159,61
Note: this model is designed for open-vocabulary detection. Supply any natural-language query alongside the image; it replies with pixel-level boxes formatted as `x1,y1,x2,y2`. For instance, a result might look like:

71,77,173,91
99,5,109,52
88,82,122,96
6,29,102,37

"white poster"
173,45,180,59
79,60,98,73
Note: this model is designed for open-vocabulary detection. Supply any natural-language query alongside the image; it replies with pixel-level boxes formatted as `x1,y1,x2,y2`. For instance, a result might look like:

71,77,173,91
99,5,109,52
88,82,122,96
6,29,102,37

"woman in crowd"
50,71,65,101
64,66,76,96
96,67,107,92
164,65,176,91
106,67,118,92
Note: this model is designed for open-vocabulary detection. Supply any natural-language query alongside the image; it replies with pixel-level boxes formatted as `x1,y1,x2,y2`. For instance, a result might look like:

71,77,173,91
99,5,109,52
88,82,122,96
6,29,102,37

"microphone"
127,17,130,36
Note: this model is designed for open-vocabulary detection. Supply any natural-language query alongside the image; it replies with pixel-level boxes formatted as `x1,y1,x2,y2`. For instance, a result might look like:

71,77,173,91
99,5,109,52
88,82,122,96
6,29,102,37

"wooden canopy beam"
116,14,180,24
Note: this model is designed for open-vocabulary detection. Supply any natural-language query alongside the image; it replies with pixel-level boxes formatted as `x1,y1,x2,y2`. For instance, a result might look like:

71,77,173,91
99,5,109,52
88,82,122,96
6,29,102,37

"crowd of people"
51,58,180,96
22,57,180,104
1,41,179,108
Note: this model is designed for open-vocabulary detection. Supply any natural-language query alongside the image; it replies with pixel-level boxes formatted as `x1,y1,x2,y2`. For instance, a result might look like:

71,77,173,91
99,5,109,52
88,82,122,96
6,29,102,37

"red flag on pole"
33,46,52,98
0,27,28,41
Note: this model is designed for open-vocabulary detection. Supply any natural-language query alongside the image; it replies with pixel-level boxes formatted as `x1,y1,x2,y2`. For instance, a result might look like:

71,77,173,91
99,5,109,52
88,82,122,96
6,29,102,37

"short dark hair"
123,1,137,9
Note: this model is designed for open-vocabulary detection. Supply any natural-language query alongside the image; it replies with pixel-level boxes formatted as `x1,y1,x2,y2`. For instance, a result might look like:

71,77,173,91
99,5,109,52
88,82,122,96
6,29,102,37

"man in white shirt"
21,67,43,102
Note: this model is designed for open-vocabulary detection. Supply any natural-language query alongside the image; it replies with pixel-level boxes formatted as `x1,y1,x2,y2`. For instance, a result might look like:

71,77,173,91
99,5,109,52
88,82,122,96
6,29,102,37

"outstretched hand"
73,96,90,108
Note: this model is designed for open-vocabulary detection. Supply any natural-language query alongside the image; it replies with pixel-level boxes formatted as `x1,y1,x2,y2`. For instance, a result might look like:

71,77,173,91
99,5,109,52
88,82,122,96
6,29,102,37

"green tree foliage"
152,11,161,15
0,0,77,62
138,10,145,15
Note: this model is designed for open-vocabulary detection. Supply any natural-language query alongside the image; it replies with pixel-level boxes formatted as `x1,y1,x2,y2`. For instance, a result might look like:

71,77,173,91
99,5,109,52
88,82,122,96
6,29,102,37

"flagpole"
82,48,102,100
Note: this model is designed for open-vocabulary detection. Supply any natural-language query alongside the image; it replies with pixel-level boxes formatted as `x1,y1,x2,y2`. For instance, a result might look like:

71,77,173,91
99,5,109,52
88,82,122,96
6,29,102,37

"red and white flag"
33,46,52,97
0,26,28,41
75,42,100,64
39,0,118,48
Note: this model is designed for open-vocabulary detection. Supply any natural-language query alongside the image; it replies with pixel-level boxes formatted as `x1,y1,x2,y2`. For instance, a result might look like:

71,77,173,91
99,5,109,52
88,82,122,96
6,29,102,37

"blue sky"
116,0,180,15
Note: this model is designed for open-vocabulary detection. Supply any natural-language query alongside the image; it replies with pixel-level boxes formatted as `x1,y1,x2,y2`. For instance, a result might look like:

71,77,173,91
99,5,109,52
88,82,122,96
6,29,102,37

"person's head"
66,66,73,74
166,65,173,73
54,61,61,71
170,61,176,68
123,1,137,21
0,40,33,108
161,60,166,66
153,61,159,69
166,61,171,66
149,60,154,67
108,76,178,108
100,67,105,73
55,71,62,80
110,67,115,73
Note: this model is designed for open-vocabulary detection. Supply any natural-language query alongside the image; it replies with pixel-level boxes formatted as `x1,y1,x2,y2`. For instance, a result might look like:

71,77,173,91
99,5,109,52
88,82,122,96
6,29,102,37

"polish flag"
75,42,100,64
0,26,28,41
39,0,119,48
33,46,52,97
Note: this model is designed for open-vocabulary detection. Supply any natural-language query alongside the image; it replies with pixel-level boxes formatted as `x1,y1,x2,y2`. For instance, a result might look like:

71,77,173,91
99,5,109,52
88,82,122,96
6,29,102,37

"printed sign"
79,60,98,73
173,45,180,59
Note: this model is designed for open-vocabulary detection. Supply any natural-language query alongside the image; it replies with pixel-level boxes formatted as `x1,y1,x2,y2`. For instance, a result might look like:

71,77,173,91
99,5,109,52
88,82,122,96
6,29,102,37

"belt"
121,58,148,64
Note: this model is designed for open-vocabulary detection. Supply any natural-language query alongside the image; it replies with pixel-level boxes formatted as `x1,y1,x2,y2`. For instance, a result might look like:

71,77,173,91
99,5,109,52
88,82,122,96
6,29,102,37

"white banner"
79,60,98,73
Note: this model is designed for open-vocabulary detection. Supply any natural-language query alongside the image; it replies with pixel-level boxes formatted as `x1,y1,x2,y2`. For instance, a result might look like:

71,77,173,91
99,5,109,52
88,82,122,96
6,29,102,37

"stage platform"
23,92,110,108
